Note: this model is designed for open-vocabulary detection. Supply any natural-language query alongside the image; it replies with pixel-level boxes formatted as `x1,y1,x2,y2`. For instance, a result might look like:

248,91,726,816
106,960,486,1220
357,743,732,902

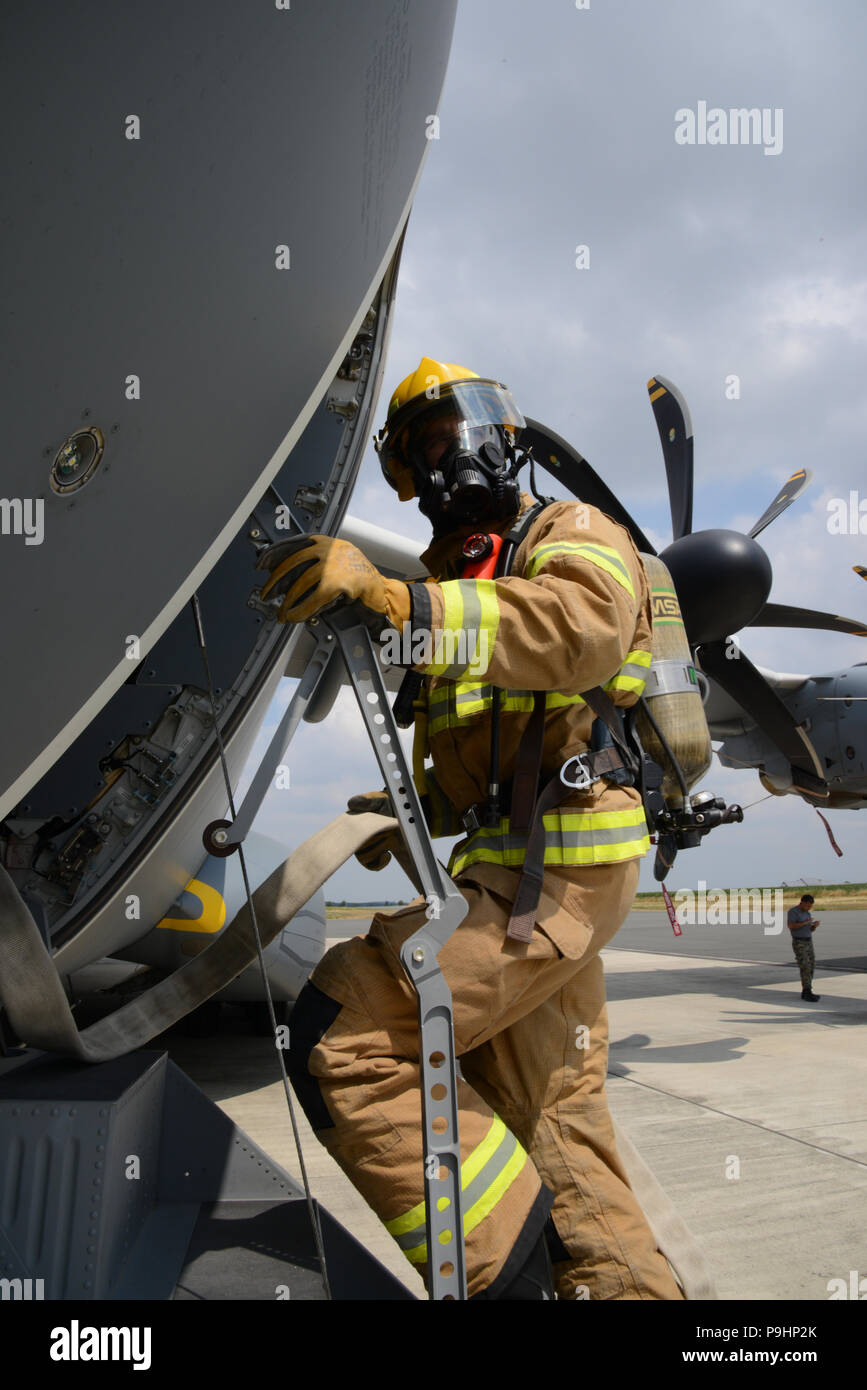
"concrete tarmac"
163,906,867,1301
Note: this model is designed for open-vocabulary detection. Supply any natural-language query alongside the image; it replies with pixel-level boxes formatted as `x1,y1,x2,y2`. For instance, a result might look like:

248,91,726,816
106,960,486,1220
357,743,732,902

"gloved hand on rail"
257,535,412,627
347,789,404,871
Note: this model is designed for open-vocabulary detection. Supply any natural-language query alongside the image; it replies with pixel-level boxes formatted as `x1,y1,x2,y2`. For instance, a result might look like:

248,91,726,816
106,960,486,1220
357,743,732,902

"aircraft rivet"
412,947,425,964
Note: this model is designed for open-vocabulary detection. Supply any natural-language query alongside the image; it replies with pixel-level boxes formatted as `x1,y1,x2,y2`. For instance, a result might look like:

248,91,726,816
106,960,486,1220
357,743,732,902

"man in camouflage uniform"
787,892,820,1001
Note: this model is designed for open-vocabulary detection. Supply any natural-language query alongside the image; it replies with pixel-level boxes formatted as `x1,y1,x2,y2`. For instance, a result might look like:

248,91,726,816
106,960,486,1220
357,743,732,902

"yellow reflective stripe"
454,678,489,718
551,651,653,704
525,541,585,578
424,580,465,676
411,703,429,797
620,648,653,670
430,656,651,729
606,673,645,693
475,581,499,677
420,580,500,679
403,1140,529,1263
603,647,652,697
461,1115,507,1186
427,706,452,737
462,1139,527,1238
386,1198,427,1240
426,681,454,736
428,643,651,738
429,683,539,733
441,579,465,635
561,808,647,829
452,838,650,874
500,691,535,713
574,544,635,598
456,683,535,719
386,1116,529,1264
430,683,639,730
526,541,635,599
384,1116,507,1239
450,806,650,875
545,690,586,709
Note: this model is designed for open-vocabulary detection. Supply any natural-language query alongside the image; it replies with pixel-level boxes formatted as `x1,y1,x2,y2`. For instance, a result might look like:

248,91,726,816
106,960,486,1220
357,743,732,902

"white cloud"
761,276,867,342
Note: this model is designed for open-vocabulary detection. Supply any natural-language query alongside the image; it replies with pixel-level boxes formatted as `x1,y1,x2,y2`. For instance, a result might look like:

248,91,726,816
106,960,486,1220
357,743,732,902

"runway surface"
157,902,867,1300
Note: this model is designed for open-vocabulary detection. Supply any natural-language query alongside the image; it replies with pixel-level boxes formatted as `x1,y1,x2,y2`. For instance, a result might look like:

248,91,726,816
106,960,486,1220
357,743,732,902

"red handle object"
461,532,504,579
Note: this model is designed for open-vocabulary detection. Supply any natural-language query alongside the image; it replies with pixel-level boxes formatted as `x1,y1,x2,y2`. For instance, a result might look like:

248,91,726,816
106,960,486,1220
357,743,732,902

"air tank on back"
634,553,712,803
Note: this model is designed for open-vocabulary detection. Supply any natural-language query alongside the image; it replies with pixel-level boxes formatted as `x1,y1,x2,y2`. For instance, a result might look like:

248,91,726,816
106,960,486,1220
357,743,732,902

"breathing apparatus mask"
418,419,522,531
375,376,527,535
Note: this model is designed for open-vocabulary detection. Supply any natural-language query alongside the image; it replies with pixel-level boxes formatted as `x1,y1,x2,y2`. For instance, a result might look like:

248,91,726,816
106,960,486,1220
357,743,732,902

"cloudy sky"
244,0,867,902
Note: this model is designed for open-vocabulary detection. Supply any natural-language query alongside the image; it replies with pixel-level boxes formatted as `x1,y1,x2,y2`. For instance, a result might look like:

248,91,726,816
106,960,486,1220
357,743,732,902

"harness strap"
504,745,632,943
578,684,640,778
481,503,548,829
509,691,547,833
505,772,574,943
505,683,637,941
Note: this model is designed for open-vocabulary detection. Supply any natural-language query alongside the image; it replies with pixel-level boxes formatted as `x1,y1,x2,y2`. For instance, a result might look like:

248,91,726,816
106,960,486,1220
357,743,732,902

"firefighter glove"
347,789,403,871
257,535,411,626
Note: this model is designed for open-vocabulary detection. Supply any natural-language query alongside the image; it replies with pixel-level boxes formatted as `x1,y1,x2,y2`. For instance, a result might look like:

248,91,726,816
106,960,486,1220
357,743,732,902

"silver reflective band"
559,753,601,791
643,658,700,698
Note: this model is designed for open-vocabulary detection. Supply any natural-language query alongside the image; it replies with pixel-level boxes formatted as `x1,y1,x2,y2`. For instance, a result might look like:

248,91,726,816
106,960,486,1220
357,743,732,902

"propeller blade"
522,418,656,555
747,602,867,638
698,639,829,798
855,565,867,582
748,468,812,539
647,375,694,542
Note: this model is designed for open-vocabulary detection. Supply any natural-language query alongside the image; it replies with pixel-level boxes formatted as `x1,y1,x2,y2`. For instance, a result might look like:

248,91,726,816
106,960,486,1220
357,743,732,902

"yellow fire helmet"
374,356,525,501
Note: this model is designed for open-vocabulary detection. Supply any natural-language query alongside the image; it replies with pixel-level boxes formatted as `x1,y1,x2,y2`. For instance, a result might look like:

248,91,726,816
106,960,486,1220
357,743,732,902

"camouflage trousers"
792,937,815,991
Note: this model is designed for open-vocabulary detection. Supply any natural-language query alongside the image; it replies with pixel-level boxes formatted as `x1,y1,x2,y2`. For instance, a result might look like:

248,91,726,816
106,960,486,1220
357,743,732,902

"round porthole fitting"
50,427,105,494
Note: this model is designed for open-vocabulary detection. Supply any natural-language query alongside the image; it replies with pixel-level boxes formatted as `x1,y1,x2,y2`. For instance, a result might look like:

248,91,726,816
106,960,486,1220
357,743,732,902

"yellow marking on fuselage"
156,877,227,934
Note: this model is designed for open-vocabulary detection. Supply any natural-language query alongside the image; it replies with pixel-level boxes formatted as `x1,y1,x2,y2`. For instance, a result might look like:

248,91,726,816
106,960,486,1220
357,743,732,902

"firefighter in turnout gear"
273,358,684,1299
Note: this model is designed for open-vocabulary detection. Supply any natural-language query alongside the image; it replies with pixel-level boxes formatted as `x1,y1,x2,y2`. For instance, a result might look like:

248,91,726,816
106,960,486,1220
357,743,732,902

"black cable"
638,695,690,801
484,535,518,826
190,593,332,1301
487,688,502,826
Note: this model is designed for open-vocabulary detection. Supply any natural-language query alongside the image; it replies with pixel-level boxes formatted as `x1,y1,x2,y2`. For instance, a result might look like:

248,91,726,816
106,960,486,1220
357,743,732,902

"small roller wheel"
203,818,237,856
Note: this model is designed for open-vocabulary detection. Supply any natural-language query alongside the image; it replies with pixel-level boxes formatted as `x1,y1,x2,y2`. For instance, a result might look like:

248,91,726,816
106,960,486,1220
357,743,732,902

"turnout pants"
288,857,683,1300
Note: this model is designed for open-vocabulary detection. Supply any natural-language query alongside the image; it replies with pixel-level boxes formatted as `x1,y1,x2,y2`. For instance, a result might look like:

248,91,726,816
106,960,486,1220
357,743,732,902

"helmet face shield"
375,378,524,495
